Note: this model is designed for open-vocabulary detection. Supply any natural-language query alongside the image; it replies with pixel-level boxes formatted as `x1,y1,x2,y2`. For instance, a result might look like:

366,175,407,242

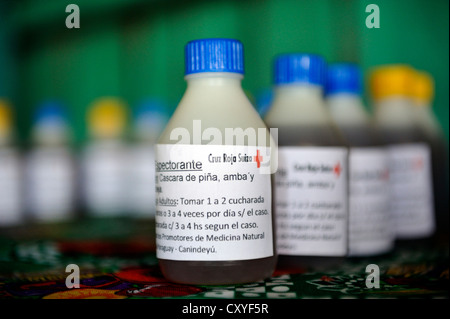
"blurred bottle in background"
264,53,349,270
326,63,393,257
254,88,274,119
369,65,435,243
410,70,449,239
81,97,128,218
0,99,23,227
25,100,76,223
126,98,170,219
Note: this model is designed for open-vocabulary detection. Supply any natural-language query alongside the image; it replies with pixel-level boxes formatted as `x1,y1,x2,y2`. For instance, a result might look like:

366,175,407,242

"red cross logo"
254,149,263,168
382,169,389,181
333,162,341,177
413,157,424,170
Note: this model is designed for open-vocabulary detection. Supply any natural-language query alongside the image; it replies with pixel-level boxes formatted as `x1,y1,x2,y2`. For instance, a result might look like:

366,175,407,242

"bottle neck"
266,83,330,127
133,133,159,144
412,103,443,138
89,135,123,145
373,96,417,129
326,93,370,127
185,72,244,89
414,100,432,109
273,83,324,100
326,93,362,105
0,134,11,147
32,124,70,147
0,123,12,146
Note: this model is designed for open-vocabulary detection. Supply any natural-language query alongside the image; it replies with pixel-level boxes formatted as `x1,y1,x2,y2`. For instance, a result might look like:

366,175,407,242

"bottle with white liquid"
326,63,393,257
81,97,128,218
127,99,169,219
264,54,349,270
0,100,23,227
25,101,76,223
156,38,277,285
369,65,435,242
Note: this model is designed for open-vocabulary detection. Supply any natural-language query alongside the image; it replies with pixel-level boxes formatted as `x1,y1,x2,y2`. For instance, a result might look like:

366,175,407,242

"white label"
0,149,22,225
387,143,435,239
348,147,393,256
274,147,348,256
26,148,75,221
155,144,273,261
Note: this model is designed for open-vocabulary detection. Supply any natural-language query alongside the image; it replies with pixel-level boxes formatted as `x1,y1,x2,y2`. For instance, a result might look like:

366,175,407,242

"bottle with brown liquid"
155,38,277,285
410,70,448,241
265,54,349,271
326,63,393,257
369,65,436,246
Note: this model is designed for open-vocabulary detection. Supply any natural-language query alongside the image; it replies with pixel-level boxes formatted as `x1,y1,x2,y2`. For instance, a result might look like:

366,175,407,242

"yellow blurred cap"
0,99,13,134
411,70,434,105
87,97,127,138
369,64,416,101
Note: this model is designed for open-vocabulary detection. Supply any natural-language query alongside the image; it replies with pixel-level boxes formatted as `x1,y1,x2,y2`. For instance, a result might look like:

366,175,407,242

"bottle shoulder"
274,124,348,147
375,126,428,145
265,97,331,128
159,86,269,145
335,124,382,147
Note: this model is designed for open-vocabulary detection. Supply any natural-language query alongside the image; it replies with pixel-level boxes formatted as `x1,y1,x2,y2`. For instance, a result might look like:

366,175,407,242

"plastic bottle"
81,97,128,218
410,70,448,239
264,54,348,270
127,99,169,219
369,65,435,242
0,99,23,227
25,101,76,223
326,63,393,257
155,38,276,285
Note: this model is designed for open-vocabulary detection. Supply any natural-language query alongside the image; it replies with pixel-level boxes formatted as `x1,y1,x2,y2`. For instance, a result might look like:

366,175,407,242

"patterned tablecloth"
0,218,448,300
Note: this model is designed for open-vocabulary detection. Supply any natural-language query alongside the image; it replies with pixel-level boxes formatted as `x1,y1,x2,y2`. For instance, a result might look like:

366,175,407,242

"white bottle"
81,97,128,218
326,63,393,257
369,65,435,240
264,54,348,269
127,99,169,219
156,38,277,285
25,101,76,223
0,100,23,227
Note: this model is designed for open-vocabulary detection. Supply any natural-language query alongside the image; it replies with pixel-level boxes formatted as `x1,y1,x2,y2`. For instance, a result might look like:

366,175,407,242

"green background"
0,0,448,146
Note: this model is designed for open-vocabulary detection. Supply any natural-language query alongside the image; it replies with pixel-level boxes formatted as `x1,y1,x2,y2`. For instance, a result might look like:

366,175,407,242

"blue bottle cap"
274,53,327,86
185,38,244,75
34,100,67,124
326,63,362,96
